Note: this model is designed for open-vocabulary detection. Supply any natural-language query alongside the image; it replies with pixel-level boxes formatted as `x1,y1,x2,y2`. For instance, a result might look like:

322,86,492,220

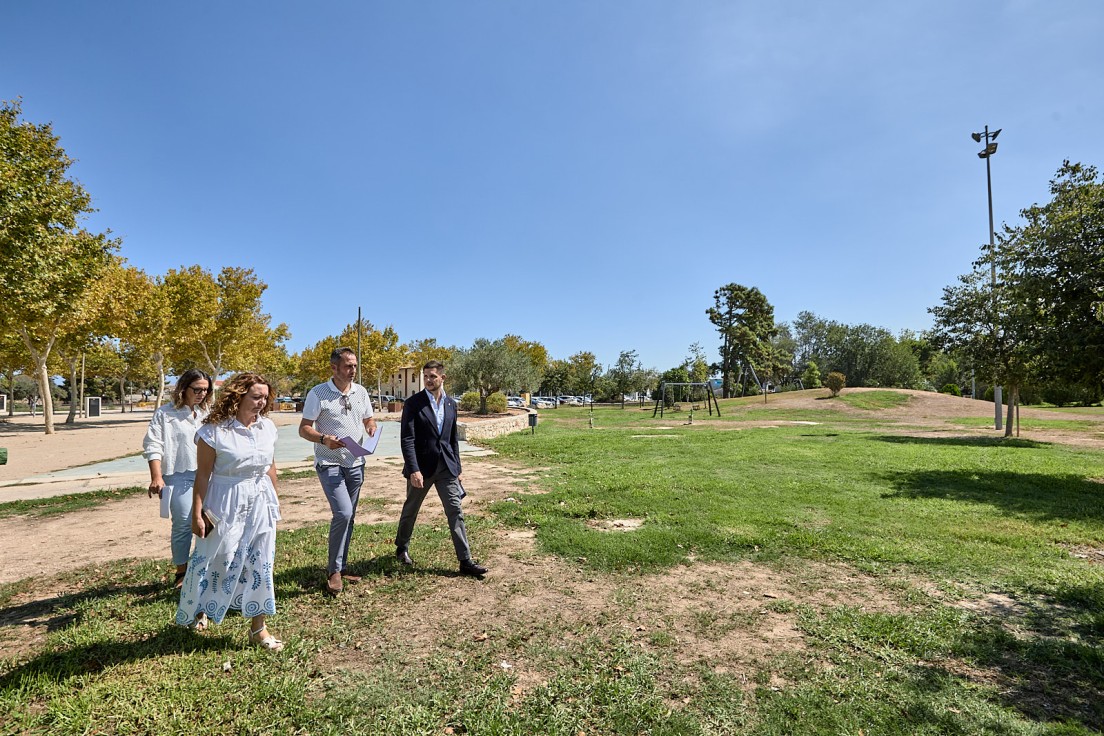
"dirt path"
0,459,532,586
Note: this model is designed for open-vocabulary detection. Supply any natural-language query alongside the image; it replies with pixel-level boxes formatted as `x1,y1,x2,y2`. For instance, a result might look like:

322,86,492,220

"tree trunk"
36,359,55,434
6,373,13,417
1004,384,1018,438
152,352,165,411
19,326,57,434
119,376,127,412
721,332,731,399
65,357,79,424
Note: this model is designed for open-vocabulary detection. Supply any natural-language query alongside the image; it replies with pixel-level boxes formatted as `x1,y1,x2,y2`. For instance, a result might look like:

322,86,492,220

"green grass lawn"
3,400,1104,734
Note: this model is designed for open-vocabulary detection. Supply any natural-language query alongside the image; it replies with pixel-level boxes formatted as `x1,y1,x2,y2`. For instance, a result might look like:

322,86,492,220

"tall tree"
929,246,1038,436
53,256,127,422
362,324,406,400
566,351,602,397
162,265,289,378
1012,161,1104,391
501,335,549,392
538,359,570,397
404,338,453,373
706,284,776,398
0,99,119,433
292,317,403,397
608,349,640,408
449,338,539,413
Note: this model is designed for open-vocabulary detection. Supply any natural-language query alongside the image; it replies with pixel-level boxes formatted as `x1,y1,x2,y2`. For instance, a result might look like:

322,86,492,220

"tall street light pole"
972,125,1002,431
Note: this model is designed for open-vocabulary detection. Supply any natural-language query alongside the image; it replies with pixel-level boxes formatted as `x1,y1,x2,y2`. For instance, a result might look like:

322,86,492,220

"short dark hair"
423,360,445,373
331,347,356,365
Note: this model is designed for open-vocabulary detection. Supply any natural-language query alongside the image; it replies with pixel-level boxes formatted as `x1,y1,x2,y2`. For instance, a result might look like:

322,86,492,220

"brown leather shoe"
324,571,343,596
340,571,362,583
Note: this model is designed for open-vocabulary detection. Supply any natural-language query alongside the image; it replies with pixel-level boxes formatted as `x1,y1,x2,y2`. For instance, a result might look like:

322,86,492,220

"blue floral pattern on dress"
172,436,279,628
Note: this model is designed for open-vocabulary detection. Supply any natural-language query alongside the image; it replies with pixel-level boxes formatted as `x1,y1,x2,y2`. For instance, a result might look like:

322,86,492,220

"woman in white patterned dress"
175,372,285,651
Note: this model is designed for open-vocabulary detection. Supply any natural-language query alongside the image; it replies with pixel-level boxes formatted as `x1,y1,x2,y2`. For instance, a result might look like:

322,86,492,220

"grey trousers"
316,464,364,575
395,470,471,562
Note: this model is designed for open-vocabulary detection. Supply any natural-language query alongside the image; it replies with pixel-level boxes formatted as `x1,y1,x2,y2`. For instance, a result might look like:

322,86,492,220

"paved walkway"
1,420,485,502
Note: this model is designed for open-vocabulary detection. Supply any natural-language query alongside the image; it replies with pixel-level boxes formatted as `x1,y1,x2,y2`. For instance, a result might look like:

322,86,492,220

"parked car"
531,397,555,409
507,396,526,408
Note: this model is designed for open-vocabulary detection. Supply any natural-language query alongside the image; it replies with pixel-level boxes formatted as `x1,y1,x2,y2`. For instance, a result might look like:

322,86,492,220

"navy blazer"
400,390,462,479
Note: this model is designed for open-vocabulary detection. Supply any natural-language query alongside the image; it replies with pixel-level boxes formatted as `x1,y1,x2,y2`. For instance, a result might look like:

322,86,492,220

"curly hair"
204,372,275,425
171,368,213,410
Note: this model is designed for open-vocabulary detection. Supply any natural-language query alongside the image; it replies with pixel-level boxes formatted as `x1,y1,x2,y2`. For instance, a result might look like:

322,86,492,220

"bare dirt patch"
588,518,645,531
314,519,910,694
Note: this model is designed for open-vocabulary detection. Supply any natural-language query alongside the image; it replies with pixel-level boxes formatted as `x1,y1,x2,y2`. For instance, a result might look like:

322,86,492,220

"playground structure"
652,382,721,418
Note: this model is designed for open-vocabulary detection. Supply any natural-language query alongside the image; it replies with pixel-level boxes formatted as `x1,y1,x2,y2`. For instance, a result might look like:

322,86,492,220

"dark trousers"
395,470,471,562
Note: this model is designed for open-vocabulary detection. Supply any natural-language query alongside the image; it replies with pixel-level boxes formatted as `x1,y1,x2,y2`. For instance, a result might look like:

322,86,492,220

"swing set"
651,382,722,418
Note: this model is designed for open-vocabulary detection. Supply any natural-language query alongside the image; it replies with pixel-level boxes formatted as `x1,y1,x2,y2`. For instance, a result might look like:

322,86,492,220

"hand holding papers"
339,426,382,457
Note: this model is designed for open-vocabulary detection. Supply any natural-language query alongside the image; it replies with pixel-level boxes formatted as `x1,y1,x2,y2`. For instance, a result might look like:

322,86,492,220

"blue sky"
4,2,1102,372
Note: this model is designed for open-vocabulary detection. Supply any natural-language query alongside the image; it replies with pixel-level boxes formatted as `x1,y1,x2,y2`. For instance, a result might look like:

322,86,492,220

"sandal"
249,625,285,652
193,612,209,632
173,570,187,590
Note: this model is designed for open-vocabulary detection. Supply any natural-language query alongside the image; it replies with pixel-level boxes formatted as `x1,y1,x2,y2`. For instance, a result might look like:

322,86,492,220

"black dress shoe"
459,559,488,576
396,550,413,566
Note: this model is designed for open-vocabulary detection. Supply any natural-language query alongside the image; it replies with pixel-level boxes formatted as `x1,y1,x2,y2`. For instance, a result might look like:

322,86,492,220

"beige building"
384,366,424,399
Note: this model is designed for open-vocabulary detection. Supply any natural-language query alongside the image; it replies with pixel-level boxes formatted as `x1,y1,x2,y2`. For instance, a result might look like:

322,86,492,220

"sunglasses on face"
188,386,209,394
339,394,351,413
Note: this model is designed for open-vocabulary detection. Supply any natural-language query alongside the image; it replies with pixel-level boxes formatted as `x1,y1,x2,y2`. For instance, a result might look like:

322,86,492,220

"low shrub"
940,383,962,397
486,391,507,413
460,391,480,412
825,371,846,397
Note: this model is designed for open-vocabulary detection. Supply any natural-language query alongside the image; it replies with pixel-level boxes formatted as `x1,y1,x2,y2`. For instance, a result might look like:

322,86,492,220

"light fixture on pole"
972,125,1002,431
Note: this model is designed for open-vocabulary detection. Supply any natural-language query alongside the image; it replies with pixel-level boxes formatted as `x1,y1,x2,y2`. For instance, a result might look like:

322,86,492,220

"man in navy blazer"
396,360,488,576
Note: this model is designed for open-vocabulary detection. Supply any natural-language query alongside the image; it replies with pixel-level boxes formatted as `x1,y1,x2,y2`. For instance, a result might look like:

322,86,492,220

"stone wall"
458,410,532,441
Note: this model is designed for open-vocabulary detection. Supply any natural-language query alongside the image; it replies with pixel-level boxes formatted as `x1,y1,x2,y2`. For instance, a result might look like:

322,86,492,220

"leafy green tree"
162,265,289,378
502,335,548,392
768,324,798,388
361,324,406,401
929,245,1038,435
925,352,963,395
449,338,540,414
1010,161,1104,392
801,360,821,389
706,284,776,398
0,100,119,433
538,359,570,397
791,312,921,389
608,349,640,407
654,365,690,404
404,338,453,373
824,371,846,397
566,351,602,397
292,318,404,399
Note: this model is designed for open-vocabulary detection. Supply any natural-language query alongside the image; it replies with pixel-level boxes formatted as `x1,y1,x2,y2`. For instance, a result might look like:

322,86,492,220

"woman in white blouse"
143,369,212,589
175,372,284,651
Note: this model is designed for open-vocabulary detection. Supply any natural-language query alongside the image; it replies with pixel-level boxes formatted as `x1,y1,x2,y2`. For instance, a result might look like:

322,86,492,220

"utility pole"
972,125,1003,431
